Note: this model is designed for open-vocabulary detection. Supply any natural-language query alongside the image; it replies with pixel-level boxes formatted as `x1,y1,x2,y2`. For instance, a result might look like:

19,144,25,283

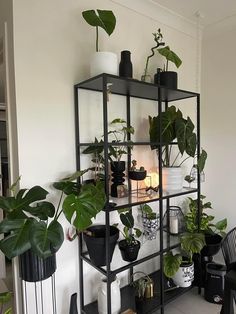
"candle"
170,216,178,234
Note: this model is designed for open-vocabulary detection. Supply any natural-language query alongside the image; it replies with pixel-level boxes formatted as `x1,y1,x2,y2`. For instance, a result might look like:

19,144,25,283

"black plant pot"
119,50,133,78
69,293,78,314
19,249,56,282
159,71,178,89
118,240,140,262
128,170,147,181
111,161,126,197
201,233,222,257
83,225,119,267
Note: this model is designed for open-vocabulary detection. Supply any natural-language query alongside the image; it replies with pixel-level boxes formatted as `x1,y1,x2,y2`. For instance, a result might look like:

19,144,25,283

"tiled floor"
159,287,222,314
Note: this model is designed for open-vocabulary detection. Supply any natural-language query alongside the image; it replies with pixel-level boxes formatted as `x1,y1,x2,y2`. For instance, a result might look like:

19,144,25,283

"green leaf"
120,211,134,228
82,10,116,36
0,219,33,259
61,169,89,182
62,182,106,231
4,308,12,314
215,218,227,231
25,201,55,220
0,291,12,305
140,204,153,215
198,149,207,172
163,251,182,278
30,220,64,258
53,181,79,195
180,232,205,260
175,117,196,156
134,228,142,238
158,46,182,68
110,118,126,124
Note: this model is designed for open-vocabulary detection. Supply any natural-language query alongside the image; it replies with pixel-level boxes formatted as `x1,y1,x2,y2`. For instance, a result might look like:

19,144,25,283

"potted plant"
141,29,165,82
140,204,159,240
149,105,207,192
128,160,147,181
82,9,117,77
108,118,134,197
0,170,106,281
131,271,154,314
117,209,142,262
0,291,12,314
164,232,205,287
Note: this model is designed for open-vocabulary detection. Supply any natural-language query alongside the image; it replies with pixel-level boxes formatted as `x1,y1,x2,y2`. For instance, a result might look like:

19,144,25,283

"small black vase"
119,50,133,78
111,161,126,197
69,293,78,314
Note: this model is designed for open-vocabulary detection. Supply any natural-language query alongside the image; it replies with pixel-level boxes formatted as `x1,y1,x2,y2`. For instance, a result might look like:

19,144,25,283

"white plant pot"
162,167,183,192
172,262,194,288
90,52,118,77
98,276,121,314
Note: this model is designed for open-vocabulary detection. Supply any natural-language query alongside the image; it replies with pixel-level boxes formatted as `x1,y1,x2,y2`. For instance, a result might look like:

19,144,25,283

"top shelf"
75,73,199,102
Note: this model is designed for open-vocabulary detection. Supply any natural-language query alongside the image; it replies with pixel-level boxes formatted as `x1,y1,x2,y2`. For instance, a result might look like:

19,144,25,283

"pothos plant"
82,9,116,52
149,105,207,171
164,232,205,278
185,195,227,237
0,170,106,259
115,208,142,245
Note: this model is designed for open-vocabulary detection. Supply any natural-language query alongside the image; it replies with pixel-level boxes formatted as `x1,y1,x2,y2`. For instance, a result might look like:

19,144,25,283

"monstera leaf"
180,232,205,261
163,251,182,278
62,182,106,231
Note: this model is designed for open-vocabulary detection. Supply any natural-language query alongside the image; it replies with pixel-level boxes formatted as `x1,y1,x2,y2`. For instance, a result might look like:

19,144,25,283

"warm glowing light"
144,172,159,188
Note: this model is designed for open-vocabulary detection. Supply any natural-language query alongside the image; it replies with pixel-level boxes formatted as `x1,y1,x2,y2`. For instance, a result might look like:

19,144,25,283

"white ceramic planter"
162,167,183,192
172,262,194,288
97,276,121,314
90,52,118,77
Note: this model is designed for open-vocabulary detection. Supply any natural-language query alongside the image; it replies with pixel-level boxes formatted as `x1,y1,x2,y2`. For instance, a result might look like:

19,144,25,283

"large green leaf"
0,219,33,259
0,291,12,305
197,149,207,172
158,46,182,68
163,251,182,278
62,182,106,231
180,232,205,260
53,181,79,195
82,10,116,36
175,117,196,156
30,220,64,258
25,201,55,220
120,211,134,228
215,218,227,231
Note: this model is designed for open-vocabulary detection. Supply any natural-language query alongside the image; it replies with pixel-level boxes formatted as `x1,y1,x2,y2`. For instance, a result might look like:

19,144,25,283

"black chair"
221,227,236,314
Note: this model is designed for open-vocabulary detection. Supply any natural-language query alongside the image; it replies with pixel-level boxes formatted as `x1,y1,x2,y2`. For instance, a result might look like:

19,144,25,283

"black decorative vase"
111,161,126,197
83,225,119,267
69,293,78,314
159,71,178,89
119,50,133,78
19,249,56,282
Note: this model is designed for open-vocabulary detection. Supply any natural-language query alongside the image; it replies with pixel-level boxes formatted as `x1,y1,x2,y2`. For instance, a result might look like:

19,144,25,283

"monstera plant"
0,170,106,260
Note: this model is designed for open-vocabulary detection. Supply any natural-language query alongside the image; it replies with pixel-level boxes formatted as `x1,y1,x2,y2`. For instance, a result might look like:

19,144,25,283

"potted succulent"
128,160,147,181
164,232,205,287
108,118,134,197
0,170,106,282
141,29,165,82
140,204,159,240
149,105,207,192
131,271,154,314
117,209,142,262
82,9,117,77
0,291,12,314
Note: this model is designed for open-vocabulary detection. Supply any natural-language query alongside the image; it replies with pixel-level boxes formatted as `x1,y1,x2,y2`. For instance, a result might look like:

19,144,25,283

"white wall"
12,0,199,312
201,24,236,232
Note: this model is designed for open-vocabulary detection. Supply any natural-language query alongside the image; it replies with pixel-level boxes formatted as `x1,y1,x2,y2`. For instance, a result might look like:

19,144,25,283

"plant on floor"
0,170,106,259
149,105,207,170
185,195,227,237
82,9,116,52
142,29,165,80
164,232,205,278
0,291,12,314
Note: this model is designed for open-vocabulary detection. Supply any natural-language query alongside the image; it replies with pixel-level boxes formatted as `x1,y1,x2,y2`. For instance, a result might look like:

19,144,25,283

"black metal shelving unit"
74,73,201,314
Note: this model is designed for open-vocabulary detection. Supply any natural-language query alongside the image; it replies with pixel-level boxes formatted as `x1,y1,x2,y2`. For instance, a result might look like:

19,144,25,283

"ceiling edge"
110,0,203,39
203,13,236,39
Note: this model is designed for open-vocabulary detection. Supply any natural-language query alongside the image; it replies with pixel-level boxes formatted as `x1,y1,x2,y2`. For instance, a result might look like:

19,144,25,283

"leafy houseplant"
0,171,106,281
141,29,165,82
82,9,117,76
117,209,142,262
0,292,12,314
164,232,205,287
149,105,207,191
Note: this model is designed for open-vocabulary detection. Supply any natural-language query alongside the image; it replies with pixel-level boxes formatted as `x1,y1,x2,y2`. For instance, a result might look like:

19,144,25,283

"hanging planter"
19,249,56,282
